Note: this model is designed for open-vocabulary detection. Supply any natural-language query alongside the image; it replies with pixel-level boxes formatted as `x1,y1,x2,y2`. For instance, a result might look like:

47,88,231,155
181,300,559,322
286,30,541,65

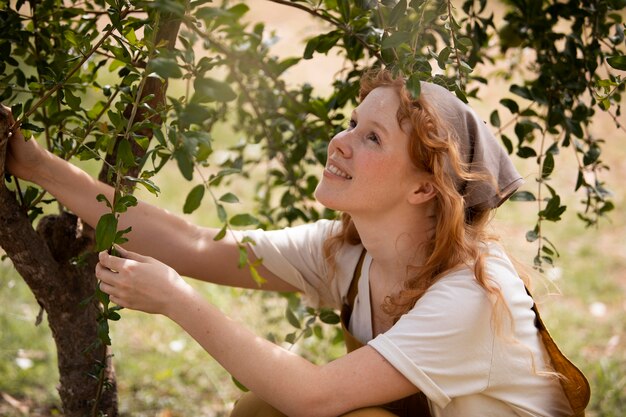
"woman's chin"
313,191,341,212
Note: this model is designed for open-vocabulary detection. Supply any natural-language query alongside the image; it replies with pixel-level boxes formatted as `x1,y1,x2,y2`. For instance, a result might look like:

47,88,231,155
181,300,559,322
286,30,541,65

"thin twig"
446,0,464,87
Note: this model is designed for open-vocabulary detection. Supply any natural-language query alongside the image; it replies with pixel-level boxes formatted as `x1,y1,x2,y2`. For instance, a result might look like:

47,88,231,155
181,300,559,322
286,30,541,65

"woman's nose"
328,130,353,159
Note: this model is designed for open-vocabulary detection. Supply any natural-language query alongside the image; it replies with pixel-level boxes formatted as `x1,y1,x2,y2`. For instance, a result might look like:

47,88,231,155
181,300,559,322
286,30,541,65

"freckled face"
314,87,421,216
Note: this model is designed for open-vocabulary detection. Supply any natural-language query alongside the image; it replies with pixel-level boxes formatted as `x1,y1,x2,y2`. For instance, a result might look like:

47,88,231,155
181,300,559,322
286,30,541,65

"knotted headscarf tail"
419,82,524,210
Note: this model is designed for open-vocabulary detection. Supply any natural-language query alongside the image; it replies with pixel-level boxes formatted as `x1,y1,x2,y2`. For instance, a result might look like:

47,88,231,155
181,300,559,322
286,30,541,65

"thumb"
113,244,150,262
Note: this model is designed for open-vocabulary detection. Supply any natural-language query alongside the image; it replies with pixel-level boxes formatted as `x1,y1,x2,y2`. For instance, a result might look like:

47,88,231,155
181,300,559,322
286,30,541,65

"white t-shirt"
243,220,572,417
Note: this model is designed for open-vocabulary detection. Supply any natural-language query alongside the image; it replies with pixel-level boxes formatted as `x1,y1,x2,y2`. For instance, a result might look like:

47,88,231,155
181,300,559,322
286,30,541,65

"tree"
0,0,624,415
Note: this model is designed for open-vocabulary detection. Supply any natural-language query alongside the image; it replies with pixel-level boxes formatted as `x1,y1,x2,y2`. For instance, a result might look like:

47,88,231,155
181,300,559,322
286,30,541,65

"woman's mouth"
326,163,352,179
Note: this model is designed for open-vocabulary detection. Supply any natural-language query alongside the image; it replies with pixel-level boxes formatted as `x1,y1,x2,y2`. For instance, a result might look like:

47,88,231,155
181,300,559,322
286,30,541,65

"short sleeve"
242,220,363,309
368,271,494,409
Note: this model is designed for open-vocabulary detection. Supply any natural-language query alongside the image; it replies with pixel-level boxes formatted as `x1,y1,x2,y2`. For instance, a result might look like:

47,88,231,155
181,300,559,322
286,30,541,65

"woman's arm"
3,106,296,291
96,247,419,417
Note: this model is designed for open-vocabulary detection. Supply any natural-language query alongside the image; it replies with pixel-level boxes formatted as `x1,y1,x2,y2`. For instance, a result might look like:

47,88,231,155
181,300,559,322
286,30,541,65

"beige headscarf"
419,82,524,210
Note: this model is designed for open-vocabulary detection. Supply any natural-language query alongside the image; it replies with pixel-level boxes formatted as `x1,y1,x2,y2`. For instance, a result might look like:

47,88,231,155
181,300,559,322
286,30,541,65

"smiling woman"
2,68,588,417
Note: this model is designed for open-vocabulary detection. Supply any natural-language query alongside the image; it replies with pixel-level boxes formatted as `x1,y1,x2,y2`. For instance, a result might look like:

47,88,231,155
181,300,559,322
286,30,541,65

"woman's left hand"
96,245,191,315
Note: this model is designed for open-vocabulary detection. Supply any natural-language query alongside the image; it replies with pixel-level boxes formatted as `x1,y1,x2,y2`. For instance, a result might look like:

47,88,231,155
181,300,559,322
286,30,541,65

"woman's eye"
348,119,357,130
367,133,380,144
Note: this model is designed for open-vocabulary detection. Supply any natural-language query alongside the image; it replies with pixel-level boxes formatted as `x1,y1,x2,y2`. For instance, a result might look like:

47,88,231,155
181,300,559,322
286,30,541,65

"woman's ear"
408,181,438,205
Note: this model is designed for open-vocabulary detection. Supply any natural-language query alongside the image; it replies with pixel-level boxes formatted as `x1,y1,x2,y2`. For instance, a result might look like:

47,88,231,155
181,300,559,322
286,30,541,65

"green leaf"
64,88,81,111
193,77,237,103
313,325,323,339
285,307,301,329
437,47,450,70
406,73,421,99
179,103,211,127
96,285,110,305
525,229,539,242
217,204,227,223
114,195,138,213
117,139,137,167
213,224,227,241
574,171,586,191
10,102,22,119
275,57,301,75
490,110,500,128
510,85,533,101
183,184,205,214
541,152,554,178
285,332,296,344
228,3,250,19
97,319,111,346
516,146,537,158
124,176,161,196
108,311,121,321
303,37,319,60
319,309,340,324
337,0,350,21
389,0,407,27
249,264,266,285
174,148,194,180
20,122,44,133
501,134,513,155
229,213,259,227
231,376,249,392
607,55,626,71
238,246,248,268
147,57,183,79
540,195,566,221
96,194,112,210
510,191,536,201
95,213,118,252
210,168,241,184
583,146,601,166
381,31,410,49
114,226,132,245
500,98,519,114
219,192,240,204
599,201,614,215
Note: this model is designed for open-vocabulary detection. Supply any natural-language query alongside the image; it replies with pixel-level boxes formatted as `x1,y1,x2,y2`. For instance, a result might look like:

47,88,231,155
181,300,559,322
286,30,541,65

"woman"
3,69,574,416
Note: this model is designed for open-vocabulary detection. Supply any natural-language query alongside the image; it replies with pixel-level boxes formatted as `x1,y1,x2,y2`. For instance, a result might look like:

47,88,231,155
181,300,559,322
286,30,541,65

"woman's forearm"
166,286,333,417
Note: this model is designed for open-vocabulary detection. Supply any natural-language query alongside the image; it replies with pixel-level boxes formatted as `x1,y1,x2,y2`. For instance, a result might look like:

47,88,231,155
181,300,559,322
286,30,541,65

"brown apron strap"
526,288,590,417
340,250,431,417
340,250,367,353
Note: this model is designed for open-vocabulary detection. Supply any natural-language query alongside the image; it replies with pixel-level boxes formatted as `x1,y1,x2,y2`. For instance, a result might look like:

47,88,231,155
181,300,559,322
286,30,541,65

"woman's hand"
0,104,48,183
96,245,193,316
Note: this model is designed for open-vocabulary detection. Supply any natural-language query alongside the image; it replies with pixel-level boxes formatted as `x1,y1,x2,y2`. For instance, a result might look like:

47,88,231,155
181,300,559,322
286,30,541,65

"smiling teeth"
327,164,352,179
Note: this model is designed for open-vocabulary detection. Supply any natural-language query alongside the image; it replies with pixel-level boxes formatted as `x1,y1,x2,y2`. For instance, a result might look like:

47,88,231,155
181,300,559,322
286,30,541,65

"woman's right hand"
1,104,48,183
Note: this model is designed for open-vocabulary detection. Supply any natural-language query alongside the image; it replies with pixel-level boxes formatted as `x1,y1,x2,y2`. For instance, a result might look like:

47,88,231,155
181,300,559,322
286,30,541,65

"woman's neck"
350,209,433,285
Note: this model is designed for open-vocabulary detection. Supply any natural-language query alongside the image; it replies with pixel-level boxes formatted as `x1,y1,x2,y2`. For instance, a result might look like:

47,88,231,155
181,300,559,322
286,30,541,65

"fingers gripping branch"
0,105,10,179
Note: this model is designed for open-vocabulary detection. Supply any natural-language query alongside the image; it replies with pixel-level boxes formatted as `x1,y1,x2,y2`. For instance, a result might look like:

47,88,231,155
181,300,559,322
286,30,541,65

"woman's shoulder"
420,242,531,315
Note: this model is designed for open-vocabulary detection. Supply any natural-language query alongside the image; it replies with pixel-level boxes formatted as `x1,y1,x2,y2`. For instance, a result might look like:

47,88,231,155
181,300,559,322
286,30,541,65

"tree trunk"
0,114,117,416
